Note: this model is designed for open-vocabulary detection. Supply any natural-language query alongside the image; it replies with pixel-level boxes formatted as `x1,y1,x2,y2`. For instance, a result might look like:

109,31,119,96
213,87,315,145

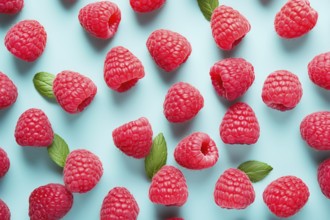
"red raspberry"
308,52,330,90
112,117,153,159
263,176,310,218
0,0,23,14
100,187,139,220
149,165,188,206
211,5,251,50
163,82,204,123
29,183,73,220
274,0,318,39
0,199,10,220
262,70,303,111
300,111,330,150
210,58,255,101
174,132,219,170
318,158,330,199
146,29,192,72
53,70,97,114
0,148,10,178
0,72,17,110
214,168,255,209
130,0,165,13
104,46,145,92
78,1,121,39
4,20,47,62
64,149,103,193
14,108,54,147
220,102,260,145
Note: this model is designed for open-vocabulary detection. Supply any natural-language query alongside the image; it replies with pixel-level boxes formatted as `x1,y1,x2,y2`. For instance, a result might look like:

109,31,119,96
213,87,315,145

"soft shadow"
110,87,139,105
0,13,20,29
59,109,83,124
303,143,330,165
134,9,163,25
218,40,243,59
224,145,254,163
13,58,38,74
183,166,218,184
263,106,296,124
259,0,273,6
168,120,195,139
157,67,182,84
279,34,309,52
119,153,145,175
155,205,180,220
0,107,13,120
314,86,330,102
60,0,77,9
83,30,113,52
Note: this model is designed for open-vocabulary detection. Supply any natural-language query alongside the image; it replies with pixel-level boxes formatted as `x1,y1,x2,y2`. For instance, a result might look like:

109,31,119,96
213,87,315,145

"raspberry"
210,58,255,101
318,158,330,199
63,149,103,193
53,70,97,114
0,148,10,178
300,111,330,150
262,70,303,111
78,1,121,39
220,102,260,145
263,176,309,218
29,183,73,220
163,82,204,123
174,132,219,170
149,165,188,206
146,29,192,72
308,52,330,90
274,0,318,39
0,199,10,220
4,20,47,62
100,187,139,220
130,0,165,13
112,117,153,159
214,168,255,209
14,108,54,147
211,5,251,50
0,72,17,110
0,0,23,14
104,46,145,92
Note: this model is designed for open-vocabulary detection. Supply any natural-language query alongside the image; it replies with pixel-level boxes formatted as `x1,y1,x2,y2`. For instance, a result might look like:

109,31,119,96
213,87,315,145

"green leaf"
197,0,219,21
33,72,56,99
47,134,70,168
145,133,167,179
238,160,273,183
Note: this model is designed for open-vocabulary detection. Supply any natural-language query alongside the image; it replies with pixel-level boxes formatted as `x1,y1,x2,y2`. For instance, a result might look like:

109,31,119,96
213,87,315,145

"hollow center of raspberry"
108,12,119,30
78,96,94,112
232,35,245,48
201,142,210,155
117,78,139,92
269,103,291,111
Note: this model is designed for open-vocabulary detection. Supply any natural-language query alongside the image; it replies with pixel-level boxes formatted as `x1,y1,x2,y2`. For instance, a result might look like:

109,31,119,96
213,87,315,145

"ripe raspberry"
14,108,54,147
174,132,219,170
214,168,255,209
0,199,10,220
210,58,255,101
263,176,309,218
64,149,103,193
149,165,188,206
0,72,18,110
308,52,330,90
164,82,204,123
220,102,260,145
104,46,145,92
274,0,318,39
0,0,23,14
211,5,251,50
4,20,47,62
78,1,121,39
146,29,192,72
29,183,73,220
100,187,139,220
0,148,10,178
112,117,153,159
130,0,165,13
53,70,97,114
300,111,330,150
262,70,303,111
318,158,330,199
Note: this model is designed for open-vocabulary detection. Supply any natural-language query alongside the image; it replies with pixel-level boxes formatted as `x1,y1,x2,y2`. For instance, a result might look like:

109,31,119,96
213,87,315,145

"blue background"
0,0,330,219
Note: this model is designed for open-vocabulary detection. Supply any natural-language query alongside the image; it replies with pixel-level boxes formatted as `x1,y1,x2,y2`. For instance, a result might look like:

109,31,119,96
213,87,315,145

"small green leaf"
238,160,273,183
145,133,167,179
33,72,56,99
47,134,70,168
197,0,219,21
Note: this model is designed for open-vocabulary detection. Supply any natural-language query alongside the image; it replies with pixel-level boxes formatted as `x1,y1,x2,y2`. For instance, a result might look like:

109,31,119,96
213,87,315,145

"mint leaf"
33,72,55,99
238,160,273,183
47,134,70,168
145,133,167,179
197,0,219,21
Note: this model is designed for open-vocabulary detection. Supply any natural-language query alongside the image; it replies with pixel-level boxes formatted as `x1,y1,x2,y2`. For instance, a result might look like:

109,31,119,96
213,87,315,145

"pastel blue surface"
0,0,330,219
